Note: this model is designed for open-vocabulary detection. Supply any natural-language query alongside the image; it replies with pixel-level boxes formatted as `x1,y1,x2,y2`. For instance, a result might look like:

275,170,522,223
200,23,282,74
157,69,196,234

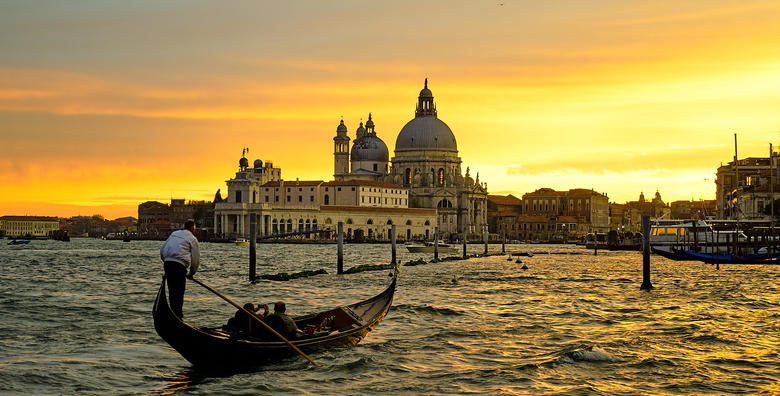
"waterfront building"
715,152,780,220
0,215,60,237
214,165,435,241
486,194,523,238
138,199,214,236
608,203,643,233
624,190,670,220
485,189,609,241
670,199,716,220
214,79,486,241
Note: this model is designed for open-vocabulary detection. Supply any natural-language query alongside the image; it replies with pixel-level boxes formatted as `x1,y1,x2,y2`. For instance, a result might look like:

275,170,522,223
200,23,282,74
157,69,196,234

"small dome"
395,117,457,152
239,156,249,168
336,119,347,133
253,159,263,168
419,78,433,98
351,135,389,162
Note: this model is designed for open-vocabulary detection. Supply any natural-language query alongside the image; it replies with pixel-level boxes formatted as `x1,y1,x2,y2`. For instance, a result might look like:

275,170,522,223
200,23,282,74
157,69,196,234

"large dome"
351,135,389,162
395,117,457,152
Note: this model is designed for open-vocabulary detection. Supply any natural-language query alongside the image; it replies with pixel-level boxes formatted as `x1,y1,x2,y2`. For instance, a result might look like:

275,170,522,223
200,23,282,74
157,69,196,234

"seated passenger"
226,302,267,333
261,301,300,339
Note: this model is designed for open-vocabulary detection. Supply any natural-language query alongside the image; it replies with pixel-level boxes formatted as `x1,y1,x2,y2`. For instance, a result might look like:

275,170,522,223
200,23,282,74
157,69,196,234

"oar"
190,277,319,367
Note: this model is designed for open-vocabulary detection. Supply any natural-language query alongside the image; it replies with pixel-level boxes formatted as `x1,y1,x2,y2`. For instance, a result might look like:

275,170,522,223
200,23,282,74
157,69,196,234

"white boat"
650,220,747,258
406,242,458,253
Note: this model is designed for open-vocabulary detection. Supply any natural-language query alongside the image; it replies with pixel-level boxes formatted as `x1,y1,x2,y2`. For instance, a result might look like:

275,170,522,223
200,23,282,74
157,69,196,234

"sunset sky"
2,1,780,219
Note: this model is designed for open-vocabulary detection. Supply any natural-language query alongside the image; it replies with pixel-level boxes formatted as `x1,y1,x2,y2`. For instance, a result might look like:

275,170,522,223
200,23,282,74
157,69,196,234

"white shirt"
160,229,200,274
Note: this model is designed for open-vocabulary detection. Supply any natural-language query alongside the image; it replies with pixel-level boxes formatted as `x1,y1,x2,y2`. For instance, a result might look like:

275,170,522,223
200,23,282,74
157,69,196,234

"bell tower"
334,119,350,179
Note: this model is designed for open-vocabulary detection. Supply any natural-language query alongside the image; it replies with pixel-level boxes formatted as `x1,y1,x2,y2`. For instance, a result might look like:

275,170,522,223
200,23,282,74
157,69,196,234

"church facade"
213,80,487,241
333,79,488,239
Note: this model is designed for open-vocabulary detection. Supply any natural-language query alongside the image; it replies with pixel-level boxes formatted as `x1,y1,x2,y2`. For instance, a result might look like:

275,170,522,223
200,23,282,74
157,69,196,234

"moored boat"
406,241,458,253
650,220,748,256
153,270,397,368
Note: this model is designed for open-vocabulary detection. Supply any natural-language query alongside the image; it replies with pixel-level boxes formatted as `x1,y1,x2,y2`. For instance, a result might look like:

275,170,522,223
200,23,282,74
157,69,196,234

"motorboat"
650,220,748,257
235,238,250,246
406,241,458,253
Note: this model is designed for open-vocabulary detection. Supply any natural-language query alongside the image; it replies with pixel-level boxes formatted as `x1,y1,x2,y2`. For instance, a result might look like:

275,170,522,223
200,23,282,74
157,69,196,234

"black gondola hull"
153,276,395,367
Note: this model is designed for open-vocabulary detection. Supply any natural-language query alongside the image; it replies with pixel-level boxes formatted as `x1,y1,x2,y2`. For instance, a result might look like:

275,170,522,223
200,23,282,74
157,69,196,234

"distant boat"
650,220,747,256
406,242,457,253
235,238,250,246
123,234,131,242
8,239,30,245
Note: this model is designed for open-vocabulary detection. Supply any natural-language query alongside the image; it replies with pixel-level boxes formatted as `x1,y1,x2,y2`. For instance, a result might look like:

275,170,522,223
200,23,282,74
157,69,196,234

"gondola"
153,270,397,368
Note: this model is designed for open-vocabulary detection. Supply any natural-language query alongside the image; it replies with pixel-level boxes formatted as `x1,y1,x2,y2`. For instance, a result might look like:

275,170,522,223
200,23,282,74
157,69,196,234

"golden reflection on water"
154,370,193,395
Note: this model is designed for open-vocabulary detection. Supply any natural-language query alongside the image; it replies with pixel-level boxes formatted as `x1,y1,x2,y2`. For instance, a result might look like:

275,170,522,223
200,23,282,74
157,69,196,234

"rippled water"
1,239,778,395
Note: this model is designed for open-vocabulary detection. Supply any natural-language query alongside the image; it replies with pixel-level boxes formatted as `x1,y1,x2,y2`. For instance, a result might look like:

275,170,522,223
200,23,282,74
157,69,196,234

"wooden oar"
190,277,319,367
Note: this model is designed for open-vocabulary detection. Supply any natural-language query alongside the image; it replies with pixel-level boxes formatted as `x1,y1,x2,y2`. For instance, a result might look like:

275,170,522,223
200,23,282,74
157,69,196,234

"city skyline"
2,1,780,219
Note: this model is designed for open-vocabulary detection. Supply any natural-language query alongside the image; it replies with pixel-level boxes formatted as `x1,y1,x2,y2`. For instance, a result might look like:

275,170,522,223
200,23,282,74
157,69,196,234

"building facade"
485,189,609,241
214,79,488,242
0,216,60,237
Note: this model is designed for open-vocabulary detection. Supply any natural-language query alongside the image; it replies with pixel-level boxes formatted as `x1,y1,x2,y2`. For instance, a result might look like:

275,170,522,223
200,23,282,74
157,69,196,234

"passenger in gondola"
225,303,268,334
261,301,301,339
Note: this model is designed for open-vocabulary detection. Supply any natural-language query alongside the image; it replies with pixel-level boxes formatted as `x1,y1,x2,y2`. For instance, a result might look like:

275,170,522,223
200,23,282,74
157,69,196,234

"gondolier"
160,219,200,318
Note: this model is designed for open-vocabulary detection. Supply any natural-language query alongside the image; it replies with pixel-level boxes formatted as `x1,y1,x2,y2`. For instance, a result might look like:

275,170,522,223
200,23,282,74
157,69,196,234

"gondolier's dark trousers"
164,261,187,318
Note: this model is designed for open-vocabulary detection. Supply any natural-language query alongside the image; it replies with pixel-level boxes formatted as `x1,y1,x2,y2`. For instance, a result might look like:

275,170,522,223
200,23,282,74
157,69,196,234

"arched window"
325,218,332,225
346,218,353,225
438,168,444,185
424,220,431,226
298,219,304,231
405,220,412,225
437,199,453,208
386,219,393,225
405,168,412,185
287,219,293,232
367,219,374,225
324,195,330,205
272,219,278,233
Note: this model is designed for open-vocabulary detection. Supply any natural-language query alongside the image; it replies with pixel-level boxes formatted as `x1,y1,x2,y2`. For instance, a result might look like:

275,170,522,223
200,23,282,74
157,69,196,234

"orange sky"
2,1,780,219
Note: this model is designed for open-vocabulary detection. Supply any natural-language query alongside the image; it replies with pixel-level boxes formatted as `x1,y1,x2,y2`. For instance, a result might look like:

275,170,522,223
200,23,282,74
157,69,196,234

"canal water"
1,239,778,394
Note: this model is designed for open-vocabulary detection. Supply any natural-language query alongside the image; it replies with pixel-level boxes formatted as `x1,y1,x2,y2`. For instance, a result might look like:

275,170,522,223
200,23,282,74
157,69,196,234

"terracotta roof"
568,189,607,198
320,206,436,215
0,215,59,222
487,194,523,206
261,180,324,187
322,180,404,189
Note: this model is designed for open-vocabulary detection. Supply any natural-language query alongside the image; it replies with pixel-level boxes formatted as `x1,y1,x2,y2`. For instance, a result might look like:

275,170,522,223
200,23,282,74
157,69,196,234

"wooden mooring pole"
337,221,344,274
641,215,654,290
391,224,397,265
483,227,488,255
434,227,439,260
462,221,467,259
249,214,257,282
502,227,506,254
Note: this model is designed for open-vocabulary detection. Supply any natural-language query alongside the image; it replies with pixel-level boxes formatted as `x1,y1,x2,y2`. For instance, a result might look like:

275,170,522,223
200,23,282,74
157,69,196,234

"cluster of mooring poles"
248,213,656,291
248,219,503,281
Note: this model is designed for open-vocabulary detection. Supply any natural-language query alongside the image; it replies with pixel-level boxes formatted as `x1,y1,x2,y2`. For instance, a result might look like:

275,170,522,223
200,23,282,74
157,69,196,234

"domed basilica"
333,79,488,238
